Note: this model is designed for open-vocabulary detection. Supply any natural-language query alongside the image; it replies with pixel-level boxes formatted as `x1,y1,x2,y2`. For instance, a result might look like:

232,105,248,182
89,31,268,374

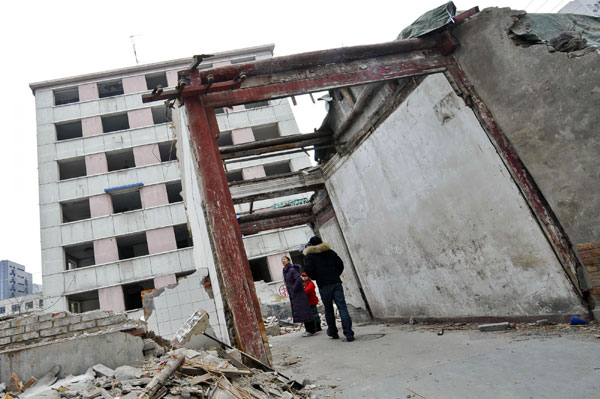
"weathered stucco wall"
453,8,600,245
324,73,586,320
318,217,370,322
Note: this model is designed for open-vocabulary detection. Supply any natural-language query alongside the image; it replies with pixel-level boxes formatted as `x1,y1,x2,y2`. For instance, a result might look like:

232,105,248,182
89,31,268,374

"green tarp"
510,13,600,48
397,2,457,40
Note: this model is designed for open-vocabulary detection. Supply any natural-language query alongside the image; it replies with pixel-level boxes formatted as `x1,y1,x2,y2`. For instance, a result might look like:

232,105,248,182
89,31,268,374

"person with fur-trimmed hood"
303,236,355,342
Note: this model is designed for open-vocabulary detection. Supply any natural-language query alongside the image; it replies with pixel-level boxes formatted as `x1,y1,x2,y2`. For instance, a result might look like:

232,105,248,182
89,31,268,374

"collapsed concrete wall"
0,310,145,383
323,73,587,321
452,8,600,247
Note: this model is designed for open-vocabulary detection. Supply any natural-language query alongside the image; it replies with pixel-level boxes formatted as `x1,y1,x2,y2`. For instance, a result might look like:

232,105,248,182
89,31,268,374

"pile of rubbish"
263,312,328,337
3,344,313,399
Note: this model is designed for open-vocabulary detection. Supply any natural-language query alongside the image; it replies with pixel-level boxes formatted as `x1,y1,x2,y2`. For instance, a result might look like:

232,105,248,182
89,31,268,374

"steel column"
184,96,271,365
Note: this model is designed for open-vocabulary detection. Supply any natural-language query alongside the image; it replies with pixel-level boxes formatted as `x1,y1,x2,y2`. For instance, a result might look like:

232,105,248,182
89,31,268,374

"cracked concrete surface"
270,323,600,399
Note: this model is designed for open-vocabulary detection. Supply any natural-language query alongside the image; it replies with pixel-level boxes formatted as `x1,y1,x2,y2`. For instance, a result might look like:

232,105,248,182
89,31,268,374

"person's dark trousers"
319,283,354,338
304,320,317,334
310,305,322,331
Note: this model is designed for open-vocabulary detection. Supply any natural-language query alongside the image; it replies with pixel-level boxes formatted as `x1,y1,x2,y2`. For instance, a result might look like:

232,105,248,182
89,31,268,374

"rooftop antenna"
129,34,141,64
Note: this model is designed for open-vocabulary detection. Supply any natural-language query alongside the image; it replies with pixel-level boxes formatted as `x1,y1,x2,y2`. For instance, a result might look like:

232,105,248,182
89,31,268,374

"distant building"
559,0,600,16
0,260,33,299
0,293,43,318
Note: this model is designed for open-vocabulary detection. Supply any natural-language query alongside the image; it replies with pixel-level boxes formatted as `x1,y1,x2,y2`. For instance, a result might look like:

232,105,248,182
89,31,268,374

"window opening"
61,198,91,223
116,232,149,260
102,113,130,133
174,224,193,249
106,148,136,171
67,290,100,313
145,72,168,90
64,242,95,270
54,87,79,106
166,181,183,203
249,257,272,282
58,157,87,180
56,121,83,141
217,131,233,147
123,280,154,310
110,190,142,213
98,80,124,98
158,141,177,162
252,124,280,141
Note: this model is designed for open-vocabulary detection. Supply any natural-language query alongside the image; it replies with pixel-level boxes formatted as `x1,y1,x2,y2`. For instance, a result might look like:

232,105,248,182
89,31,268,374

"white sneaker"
302,332,314,337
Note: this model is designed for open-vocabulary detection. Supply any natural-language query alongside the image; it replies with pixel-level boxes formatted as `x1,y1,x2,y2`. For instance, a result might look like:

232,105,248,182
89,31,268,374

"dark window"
214,107,225,115
106,148,136,171
54,87,79,106
102,113,130,133
67,290,100,313
226,170,244,183
264,161,292,177
145,72,168,90
252,124,279,141
166,181,183,203
0,306,5,314
174,224,193,249
65,242,95,269
123,280,154,311
39,299,43,307
56,121,83,141
217,131,233,147
25,301,33,309
61,198,91,223
58,157,87,180
11,304,19,312
117,232,149,260
151,106,171,124
158,142,177,162
111,190,142,213
98,80,124,98
249,257,272,282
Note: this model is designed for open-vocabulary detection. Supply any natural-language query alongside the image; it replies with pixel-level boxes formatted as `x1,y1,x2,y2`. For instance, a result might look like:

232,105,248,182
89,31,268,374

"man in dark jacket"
303,236,355,341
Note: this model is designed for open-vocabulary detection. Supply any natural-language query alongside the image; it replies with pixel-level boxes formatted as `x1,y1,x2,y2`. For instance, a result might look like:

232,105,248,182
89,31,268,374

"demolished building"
141,5,599,359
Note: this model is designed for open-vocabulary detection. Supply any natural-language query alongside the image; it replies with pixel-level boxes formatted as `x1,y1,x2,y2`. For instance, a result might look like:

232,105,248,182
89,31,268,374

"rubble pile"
263,312,328,337
3,343,313,399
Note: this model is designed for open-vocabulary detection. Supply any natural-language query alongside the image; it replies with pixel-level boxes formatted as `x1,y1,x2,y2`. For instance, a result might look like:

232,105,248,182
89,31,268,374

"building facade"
0,292,43,318
30,45,314,340
0,260,33,299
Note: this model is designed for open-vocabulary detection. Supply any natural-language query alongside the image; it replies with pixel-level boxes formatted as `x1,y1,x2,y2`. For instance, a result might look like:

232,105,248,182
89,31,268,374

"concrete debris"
408,317,417,325
535,319,555,326
264,315,326,337
10,341,311,399
91,365,115,379
478,322,511,332
171,309,211,348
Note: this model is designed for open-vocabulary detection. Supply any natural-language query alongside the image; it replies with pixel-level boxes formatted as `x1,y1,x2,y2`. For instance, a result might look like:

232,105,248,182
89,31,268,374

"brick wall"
0,310,141,351
576,242,600,305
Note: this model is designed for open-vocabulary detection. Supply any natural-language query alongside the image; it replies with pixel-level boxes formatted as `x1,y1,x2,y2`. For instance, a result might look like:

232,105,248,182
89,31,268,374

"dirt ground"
270,321,600,399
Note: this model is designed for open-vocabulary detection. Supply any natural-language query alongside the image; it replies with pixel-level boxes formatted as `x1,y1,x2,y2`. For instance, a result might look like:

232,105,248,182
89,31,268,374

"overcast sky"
0,0,572,284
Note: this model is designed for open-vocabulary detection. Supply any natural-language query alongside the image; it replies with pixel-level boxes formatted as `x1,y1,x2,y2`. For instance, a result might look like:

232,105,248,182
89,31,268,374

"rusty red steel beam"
141,32,458,105
445,57,585,298
240,213,315,236
201,55,451,108
189,34,455,85
184,96,271,365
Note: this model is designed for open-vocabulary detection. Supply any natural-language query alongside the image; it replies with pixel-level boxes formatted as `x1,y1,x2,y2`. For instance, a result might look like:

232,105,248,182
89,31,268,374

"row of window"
0,299,43,314
226,160,293,183
61,181,183,223
64,223,192,270
58,141,176,181
56,106,170,141
54,72,169,106
53,55,258,107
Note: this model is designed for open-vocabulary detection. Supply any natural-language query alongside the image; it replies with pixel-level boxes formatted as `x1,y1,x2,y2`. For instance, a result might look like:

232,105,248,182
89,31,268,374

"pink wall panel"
231,105,245,112
122,75,148,94
140,183,169,208
93,237,119,264
78,83,99,101
242,165,266,180
89,194,113,218
146,226,177,254
82,116,103,136
166,70,178,87
154,274,177,289
133,144,161,167
127,108,154,129
267,252,289,282
231,127,255,145
85,153,108,175
98,286,126,312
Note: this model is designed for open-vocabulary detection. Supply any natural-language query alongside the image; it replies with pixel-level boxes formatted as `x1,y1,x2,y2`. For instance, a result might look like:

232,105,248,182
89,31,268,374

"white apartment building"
30,44,314,340
559,0,600,16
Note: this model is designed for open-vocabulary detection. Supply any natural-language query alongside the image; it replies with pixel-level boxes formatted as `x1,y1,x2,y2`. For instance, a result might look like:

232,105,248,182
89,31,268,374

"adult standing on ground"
282,256,317,336
303,236,355,342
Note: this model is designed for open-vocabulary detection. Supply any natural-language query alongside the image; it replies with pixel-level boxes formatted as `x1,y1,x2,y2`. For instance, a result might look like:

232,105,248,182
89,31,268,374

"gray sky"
0,0,572,283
